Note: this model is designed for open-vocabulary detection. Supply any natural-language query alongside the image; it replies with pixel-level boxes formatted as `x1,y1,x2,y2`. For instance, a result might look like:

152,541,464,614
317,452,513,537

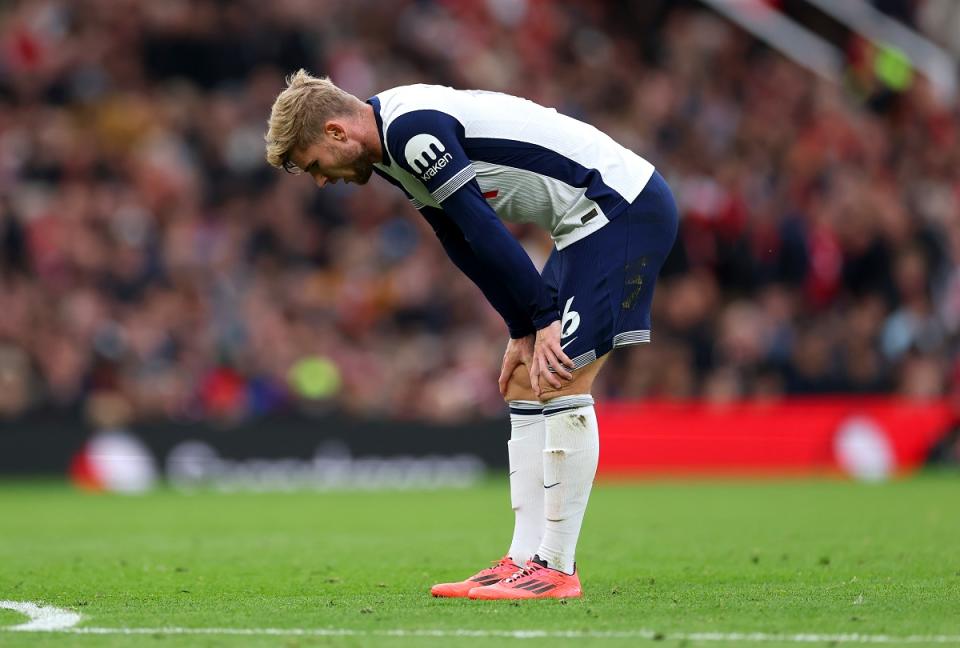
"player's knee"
503,364,536,402
539,377,596,401
538,355,608,401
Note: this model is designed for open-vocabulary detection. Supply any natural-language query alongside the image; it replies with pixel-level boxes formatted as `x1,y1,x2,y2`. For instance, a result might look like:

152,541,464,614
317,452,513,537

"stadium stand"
0,0,957,424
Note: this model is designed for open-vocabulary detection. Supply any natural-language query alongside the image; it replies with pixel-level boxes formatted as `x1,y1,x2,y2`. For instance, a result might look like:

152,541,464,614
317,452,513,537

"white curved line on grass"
0,601,83,631
1,603,958,644
5,626,960,643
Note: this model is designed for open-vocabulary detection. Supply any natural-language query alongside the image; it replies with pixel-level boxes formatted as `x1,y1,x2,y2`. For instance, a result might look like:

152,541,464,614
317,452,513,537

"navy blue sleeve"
387,109,559,330
437,180,559,330
420,206,535,339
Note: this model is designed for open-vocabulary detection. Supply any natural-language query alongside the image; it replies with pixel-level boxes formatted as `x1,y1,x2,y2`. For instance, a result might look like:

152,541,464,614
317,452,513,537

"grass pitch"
0,476,958,647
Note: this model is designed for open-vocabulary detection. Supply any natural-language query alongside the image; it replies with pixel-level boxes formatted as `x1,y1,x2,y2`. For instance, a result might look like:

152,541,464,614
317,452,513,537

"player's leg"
534,169,678,577
472,259,610,600
432,363,549,597
471,171,679,600
505,396,546,567
431,383,531,596
432,374,548,597
470,359,606,600
537,171,677,580
531,356,607,580
500,254,564,565
433,323,550,596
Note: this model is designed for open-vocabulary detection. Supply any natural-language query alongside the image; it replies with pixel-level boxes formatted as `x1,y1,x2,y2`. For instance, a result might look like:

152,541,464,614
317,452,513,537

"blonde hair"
264,69,363,172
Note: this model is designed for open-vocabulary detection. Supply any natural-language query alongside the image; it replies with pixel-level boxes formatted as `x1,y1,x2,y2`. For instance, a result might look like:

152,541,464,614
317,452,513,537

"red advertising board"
596,398,954,477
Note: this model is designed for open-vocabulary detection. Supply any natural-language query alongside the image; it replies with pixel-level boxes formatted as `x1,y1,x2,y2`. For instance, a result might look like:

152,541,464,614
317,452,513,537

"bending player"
265,71,678,600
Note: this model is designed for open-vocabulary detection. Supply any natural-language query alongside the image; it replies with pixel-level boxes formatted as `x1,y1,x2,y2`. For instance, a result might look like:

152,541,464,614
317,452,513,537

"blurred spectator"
0,0,957,425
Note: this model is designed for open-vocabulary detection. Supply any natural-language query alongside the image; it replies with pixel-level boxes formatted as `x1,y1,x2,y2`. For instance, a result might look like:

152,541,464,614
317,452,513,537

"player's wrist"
531,311,560,331
508,324,536,339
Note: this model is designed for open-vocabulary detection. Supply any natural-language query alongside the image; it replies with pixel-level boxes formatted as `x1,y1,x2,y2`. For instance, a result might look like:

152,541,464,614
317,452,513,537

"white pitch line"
5,626,960,643
0,601,83,631
1,601,959,644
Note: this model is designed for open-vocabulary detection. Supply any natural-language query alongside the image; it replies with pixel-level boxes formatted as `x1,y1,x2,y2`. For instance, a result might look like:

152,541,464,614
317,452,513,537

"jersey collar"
366,96,389,167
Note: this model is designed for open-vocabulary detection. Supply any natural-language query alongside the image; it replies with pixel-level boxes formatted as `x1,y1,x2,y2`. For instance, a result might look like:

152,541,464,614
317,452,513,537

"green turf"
0,476,958,647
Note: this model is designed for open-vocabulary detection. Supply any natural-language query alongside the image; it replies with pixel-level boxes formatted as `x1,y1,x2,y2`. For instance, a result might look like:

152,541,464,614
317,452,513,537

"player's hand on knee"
498,334,534,397
530,320,575,397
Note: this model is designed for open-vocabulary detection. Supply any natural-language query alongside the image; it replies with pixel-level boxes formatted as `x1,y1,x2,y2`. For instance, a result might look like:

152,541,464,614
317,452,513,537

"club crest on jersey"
404,134,453,181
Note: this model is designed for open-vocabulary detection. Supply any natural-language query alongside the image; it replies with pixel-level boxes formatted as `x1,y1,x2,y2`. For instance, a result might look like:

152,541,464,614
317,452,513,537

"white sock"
535,394,599,575
506,400,546,566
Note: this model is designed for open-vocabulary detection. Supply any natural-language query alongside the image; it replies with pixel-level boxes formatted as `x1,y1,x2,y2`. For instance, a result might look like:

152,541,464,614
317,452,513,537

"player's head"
264,69,376,187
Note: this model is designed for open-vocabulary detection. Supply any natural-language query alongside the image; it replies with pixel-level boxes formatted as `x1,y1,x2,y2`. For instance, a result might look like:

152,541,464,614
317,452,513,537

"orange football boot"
468,558,582,599
430,556,520,598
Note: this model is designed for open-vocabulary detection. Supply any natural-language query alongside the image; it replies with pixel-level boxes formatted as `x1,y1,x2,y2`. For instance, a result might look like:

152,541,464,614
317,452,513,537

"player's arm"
435,181,558,329
419,205,535,339
387,110,560,332
372,165,535,337
437,181,574,390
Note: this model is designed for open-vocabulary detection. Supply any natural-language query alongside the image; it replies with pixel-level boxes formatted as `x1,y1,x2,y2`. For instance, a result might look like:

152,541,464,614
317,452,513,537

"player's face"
292,125,374,188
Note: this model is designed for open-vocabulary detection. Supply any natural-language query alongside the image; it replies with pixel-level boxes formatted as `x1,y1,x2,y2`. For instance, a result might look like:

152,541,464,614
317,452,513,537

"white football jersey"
369,84,655,249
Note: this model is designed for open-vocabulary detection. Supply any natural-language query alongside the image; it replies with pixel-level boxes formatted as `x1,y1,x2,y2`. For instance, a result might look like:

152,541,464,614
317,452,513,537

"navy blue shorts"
541,170,678,369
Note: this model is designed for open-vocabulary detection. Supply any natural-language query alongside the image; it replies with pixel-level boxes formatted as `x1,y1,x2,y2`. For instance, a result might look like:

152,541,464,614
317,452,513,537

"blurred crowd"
1,0,959,424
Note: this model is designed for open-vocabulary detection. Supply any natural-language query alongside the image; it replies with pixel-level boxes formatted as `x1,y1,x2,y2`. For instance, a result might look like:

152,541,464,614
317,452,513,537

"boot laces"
480,556,514,576
504,561,543,584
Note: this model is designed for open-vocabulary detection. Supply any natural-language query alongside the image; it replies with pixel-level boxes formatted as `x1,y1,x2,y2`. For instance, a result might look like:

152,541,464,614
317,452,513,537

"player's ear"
324,121,347,142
